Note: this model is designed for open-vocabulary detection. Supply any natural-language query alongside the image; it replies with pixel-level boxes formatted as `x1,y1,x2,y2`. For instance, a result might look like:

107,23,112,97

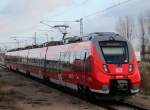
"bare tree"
138,15,147,56
146,12,150,53
146,12,150,42
116,16,134,41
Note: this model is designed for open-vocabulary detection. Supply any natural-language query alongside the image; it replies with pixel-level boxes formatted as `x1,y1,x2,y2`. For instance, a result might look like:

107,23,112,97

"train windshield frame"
99,41,129,64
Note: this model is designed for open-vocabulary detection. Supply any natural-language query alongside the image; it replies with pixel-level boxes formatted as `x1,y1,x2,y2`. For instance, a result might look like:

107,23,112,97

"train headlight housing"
101,84,108,91
129,64,134,72
133,84,139,90
103,64,109,73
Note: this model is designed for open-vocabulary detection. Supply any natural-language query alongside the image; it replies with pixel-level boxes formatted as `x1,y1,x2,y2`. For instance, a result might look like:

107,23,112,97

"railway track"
0,65,149,110
89,99,150,110
120,101,150,110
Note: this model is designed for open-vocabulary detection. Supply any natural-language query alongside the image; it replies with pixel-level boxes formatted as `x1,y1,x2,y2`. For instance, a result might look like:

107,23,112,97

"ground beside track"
0,67,150,110
126,95,150,109
0,67,106,110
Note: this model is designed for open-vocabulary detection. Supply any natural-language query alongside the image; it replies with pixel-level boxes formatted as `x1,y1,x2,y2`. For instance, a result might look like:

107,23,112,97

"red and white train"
5,32,141,98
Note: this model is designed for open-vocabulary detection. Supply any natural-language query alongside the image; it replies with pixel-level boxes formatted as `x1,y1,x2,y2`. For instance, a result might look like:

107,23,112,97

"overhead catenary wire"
44,0,89,20
42,0,137,25
82,0,136,19
79,0,89,6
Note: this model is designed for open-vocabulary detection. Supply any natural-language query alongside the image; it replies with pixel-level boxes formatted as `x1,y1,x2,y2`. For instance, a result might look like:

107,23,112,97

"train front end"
90,33,141,95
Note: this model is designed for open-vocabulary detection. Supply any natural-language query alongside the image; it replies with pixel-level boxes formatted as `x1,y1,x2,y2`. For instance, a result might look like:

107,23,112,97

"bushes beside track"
138,62,150,95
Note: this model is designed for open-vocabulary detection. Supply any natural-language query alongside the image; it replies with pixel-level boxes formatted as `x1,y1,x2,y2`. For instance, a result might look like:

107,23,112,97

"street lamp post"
34,32,37,45
76,18,83,37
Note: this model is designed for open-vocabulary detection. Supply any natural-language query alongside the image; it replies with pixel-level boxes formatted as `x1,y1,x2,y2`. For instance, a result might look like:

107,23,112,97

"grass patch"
0,89,16,97
15,103,33,110
0,80,16,99
0,80,9,97
0,80,9,88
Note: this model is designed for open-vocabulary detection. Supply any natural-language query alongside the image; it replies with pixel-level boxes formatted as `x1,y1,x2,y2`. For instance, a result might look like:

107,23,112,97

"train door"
57,52,65,86
26,49,30,74
82,49,90,86
74,50,90,86
39,53,43,75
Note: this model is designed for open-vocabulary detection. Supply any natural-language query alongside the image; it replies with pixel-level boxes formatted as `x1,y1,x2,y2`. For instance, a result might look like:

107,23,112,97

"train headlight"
103,64,109,73
129,64,134,72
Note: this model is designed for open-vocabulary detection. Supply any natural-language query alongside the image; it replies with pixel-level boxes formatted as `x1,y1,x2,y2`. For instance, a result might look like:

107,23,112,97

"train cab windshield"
99,41,129,64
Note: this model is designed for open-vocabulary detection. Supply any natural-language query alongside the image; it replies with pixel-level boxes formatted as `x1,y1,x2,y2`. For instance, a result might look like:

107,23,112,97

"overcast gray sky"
0,0,150,49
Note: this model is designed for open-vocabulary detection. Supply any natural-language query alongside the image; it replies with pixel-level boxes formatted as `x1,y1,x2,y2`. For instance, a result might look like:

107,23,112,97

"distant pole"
80,18,83,37
25,40,28,47
13,37,20,48
45,32,49,42
17,40,19,48
34,32,37,45
51,37,54,41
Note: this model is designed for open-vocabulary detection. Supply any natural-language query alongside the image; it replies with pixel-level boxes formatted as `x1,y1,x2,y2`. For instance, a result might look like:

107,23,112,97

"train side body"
5,32,141,96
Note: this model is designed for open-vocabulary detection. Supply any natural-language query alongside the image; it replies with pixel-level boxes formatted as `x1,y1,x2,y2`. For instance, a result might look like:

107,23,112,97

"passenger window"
76,51,81,60
64,52,70,69
70,52,74,64
60,52,67,69
81,51,85,61
84,50,91,72
73,51,82,71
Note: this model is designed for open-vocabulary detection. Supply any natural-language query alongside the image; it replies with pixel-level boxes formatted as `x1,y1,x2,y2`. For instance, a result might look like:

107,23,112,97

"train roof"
87,32,127,41
65,32,127,43
8,32,127,52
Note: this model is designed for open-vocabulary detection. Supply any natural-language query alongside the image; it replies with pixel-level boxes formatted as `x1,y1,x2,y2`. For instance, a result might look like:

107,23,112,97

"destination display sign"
99,41,126,47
